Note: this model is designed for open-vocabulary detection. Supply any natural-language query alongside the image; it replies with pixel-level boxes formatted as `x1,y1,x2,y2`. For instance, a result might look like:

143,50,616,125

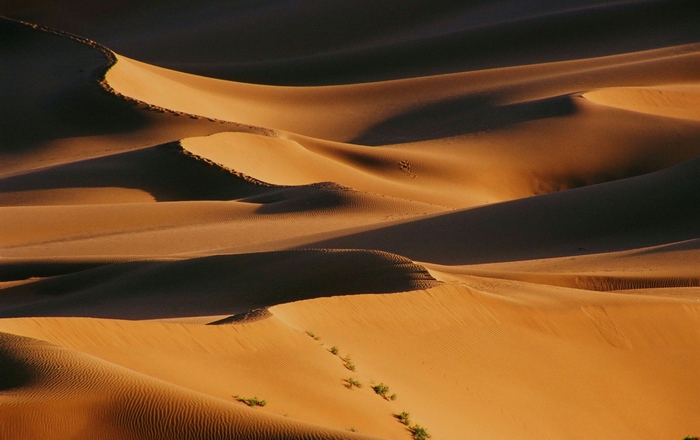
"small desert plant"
305,330,320,341
683,437,699,440
372,383,391,399
409,424,431,440
234,395,267,408
341,355,356,371
329,345,340,355
344,377,363,389
394,411,411,425
389,393,397,401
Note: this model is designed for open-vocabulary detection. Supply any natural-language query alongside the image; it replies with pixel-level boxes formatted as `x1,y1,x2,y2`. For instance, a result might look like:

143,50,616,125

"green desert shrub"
305,330,320,341
344,377,363,389
394,411,410,425
409,424,431,440
234,395,267,408
341,355,356,371
372,383,391,399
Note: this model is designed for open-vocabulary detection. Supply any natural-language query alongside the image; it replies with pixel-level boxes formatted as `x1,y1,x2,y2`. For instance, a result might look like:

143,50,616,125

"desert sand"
1,1,700,439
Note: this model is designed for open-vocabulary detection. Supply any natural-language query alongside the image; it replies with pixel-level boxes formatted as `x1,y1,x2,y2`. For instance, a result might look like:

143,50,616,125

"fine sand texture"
2,2,700,439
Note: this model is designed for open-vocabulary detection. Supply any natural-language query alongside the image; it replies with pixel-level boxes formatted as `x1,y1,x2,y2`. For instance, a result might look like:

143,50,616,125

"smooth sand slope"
2,2,700,439
1,282,699,439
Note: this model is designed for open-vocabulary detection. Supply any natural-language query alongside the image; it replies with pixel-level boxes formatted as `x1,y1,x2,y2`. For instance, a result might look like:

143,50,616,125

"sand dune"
0,18,254,178
103,43,700,142
2,1,700,439
0,332,380,439
3,281,698,439
0,142,273,206
272,283,700,439
0,250,438,320
309,156,700,264
424,237,700,295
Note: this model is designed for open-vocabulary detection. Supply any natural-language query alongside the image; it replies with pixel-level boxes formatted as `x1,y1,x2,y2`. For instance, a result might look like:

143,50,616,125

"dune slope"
0,250,439,320
309,156,700,264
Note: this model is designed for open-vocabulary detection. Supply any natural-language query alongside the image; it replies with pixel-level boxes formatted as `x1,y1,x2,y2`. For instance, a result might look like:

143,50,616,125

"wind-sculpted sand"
2,1,700,438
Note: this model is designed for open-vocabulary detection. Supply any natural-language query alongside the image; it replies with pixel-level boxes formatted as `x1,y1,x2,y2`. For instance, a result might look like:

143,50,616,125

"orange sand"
1,2,700,439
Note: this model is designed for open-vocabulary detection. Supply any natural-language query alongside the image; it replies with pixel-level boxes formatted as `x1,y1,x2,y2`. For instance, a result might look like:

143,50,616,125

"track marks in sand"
581,305,633,349
272,283,700,439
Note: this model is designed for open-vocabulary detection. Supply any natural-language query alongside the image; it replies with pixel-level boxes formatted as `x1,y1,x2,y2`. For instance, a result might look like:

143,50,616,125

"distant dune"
1,1,700,439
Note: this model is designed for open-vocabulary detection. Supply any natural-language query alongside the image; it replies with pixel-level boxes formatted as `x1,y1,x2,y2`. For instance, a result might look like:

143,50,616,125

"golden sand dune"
0,18,261,178
311,157,700,264
4,278,699,439
105,45,700,142
1,2,700,439
0,332,379,439
0,142,273,206
0,250,438,320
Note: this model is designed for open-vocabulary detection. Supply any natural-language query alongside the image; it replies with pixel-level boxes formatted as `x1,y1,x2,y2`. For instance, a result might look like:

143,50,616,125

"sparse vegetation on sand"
371,383,396,400
341,355,356,371
233,395,267,408
394,411,411,425
329,345,340,355
408,424,431,440
305,330,320,341
344,377,363,389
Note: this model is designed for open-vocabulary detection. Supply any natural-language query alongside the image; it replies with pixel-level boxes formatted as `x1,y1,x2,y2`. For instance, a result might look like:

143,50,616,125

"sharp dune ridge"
2,1,700,439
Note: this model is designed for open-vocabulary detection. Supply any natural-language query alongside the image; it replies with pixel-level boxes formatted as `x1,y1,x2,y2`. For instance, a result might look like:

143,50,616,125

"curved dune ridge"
2,2,700,439
0,249,439,320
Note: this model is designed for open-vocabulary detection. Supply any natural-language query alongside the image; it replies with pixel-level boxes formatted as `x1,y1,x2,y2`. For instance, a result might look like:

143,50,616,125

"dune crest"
583,84,700,121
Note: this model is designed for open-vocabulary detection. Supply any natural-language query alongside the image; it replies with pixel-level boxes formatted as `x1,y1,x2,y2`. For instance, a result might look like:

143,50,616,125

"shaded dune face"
2,1,700,439
310,157,700,264
0,19,147,153
0,142,274,205
6,0,700,84
0,250,439,320
352,94,579,145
